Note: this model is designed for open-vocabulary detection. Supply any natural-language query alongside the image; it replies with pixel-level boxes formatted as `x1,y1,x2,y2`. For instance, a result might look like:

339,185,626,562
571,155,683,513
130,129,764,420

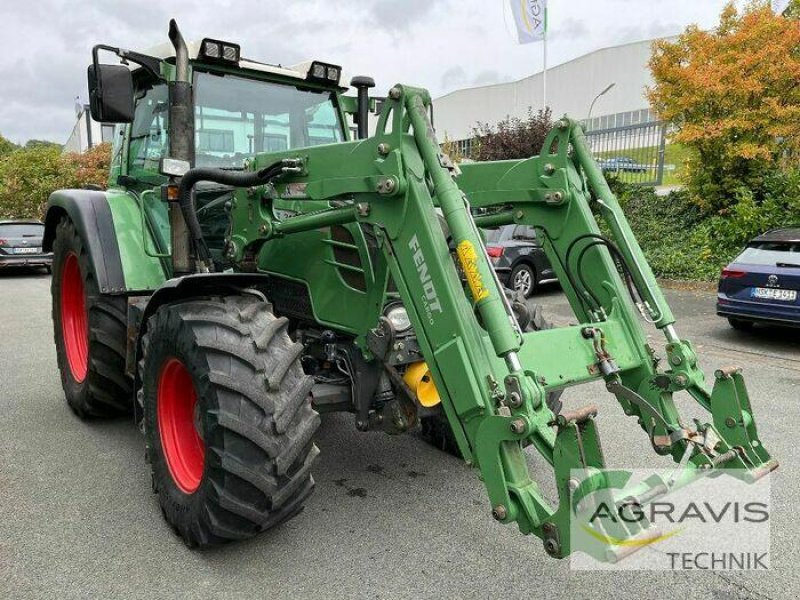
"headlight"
385,304,412,332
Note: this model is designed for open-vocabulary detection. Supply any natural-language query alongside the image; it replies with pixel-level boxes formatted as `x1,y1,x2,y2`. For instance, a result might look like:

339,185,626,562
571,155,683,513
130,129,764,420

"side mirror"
88,64,134,123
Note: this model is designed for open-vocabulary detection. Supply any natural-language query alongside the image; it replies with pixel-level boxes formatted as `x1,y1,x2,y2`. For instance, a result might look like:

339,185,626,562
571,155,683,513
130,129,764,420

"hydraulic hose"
177,161,285,270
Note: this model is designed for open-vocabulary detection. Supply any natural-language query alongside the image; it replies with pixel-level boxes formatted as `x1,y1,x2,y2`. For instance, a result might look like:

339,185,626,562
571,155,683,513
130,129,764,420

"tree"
648,1,800,211
24,139,62,150
441,133,465,164
470,108,553,162
0,143,111,220
0,133,17,157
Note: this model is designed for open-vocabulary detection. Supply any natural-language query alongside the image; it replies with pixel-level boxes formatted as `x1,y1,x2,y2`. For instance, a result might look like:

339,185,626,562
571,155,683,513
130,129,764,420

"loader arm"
227,84,776,560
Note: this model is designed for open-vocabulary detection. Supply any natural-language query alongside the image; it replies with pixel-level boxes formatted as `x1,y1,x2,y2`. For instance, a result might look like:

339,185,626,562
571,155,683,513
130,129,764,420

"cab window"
128,84,169,174
193,71,344,168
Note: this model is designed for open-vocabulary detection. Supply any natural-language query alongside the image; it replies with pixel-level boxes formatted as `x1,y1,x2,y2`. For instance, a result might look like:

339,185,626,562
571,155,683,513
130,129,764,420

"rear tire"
140,296,320,547
728,318,754,331
420,302,562,458
51,216,131,417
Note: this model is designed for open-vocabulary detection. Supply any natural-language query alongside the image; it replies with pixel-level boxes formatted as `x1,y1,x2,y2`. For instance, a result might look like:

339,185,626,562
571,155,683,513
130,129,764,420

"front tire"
51,216,131,417
140,296,320,547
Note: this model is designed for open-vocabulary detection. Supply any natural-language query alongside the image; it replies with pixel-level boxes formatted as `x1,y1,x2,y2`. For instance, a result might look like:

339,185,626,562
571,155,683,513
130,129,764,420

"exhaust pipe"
169,19,189,83
167,19,194,275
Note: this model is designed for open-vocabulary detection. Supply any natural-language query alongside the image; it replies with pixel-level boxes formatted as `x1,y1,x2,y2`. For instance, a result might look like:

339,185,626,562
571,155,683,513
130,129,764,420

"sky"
0,0,740,145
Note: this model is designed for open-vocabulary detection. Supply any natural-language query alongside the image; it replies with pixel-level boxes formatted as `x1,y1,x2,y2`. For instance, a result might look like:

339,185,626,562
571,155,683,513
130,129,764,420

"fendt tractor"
44,21,776,559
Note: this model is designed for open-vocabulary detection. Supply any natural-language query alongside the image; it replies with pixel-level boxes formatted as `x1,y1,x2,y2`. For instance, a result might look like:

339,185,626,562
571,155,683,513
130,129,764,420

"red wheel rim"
157,358,205,494
60,252,88,382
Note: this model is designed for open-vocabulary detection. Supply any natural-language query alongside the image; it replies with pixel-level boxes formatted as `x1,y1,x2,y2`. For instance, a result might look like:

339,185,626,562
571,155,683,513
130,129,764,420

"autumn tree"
470,108,553,161
0,143,111,220
648,1,800,211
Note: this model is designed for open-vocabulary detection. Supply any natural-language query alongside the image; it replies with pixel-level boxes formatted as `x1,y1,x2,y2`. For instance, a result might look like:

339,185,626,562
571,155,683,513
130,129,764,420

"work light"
307,61,342,85
200,38,240,64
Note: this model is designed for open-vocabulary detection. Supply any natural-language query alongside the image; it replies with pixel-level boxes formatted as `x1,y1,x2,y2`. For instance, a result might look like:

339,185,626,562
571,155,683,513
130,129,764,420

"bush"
612,167,800,280
470,108,553,161
0,143,111,220
611,181,712,279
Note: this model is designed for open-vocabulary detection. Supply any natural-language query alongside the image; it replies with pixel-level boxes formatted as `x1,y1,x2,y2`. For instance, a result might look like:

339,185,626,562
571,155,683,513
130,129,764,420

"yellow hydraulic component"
403,361,441,407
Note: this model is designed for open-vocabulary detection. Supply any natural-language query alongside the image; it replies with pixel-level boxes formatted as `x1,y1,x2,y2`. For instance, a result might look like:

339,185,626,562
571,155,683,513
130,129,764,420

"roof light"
307,61,341,85
200,38,240,64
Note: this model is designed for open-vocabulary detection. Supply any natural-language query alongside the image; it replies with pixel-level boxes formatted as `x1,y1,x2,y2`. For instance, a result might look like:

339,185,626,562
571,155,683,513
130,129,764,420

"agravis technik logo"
569,468,771,570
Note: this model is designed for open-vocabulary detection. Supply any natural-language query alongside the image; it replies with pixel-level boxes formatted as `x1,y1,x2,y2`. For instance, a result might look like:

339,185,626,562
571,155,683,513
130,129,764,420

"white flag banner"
772,0,791,14
510,0,547,44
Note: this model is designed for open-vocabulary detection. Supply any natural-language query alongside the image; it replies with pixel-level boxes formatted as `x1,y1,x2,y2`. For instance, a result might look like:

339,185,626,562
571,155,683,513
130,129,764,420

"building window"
622,111,632,127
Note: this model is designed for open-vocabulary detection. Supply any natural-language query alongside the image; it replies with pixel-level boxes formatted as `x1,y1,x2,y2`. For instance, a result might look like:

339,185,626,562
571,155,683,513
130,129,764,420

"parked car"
716,227,800,329
482,224,557,297
0,220,52,272
598,156,649,173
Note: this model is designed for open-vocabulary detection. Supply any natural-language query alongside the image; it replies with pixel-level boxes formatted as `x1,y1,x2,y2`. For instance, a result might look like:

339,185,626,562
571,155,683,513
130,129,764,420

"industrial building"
433,38,672,156
64,101,114,153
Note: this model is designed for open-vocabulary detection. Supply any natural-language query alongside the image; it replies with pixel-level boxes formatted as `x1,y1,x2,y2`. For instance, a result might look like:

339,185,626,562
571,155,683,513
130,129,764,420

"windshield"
736,241,800,266
0,223,43,238
193,71,344,168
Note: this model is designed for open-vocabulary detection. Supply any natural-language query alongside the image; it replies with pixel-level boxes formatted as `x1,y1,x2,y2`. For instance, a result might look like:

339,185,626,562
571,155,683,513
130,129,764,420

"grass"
593,143,693,187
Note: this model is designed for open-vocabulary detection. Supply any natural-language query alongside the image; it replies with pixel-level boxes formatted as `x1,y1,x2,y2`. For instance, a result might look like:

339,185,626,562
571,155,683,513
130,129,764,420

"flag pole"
543,30,547,110
542,3,548,110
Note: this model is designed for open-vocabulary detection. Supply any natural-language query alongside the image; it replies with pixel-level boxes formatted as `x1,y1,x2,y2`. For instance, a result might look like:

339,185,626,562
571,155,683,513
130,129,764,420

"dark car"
483,224,556,297
0,220,52,272
716,227,800,329
598,156,649,173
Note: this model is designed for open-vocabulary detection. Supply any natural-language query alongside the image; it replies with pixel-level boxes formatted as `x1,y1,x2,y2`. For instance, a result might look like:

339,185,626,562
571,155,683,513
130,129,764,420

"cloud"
368,0,443,32
547,17,589,41
0,0,732,144
440,66,467,90
472,70,509,87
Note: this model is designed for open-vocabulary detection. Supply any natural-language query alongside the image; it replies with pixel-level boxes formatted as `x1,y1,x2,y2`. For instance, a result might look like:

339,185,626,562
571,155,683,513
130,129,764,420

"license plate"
751,287,797,302
14,247,41,254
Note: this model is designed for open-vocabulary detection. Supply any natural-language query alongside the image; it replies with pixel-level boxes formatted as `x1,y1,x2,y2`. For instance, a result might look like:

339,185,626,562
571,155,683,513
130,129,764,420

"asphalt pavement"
1,270,798,599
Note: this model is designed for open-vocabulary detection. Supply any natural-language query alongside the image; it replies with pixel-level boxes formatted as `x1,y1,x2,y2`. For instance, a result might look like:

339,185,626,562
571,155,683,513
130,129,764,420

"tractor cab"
89,24,371,271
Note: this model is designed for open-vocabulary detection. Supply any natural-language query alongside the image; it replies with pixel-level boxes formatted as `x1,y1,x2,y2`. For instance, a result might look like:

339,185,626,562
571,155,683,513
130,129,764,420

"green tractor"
44,21,776,557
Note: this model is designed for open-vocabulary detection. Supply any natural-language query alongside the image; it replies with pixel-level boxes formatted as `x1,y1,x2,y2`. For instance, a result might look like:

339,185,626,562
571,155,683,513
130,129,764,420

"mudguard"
44,188,167,294
43,190,126,294
136,272,273,332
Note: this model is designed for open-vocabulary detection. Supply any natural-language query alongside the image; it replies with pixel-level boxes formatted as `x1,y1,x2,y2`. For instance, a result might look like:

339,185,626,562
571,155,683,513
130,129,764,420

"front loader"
44,21,776,557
